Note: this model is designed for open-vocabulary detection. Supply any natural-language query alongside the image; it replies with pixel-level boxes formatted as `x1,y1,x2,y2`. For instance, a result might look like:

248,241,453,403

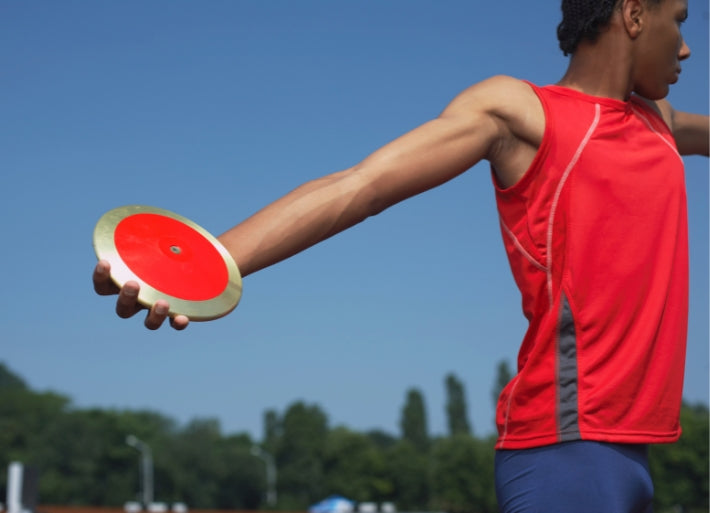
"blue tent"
308,495,355,513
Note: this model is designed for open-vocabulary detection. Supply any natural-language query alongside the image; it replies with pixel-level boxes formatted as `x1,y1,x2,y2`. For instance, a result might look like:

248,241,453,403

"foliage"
272,401,328,510
429,434,497,513
365,429,397,451
384,440,429,510
0,362,707,512
649,402,709,512
263,408,281,454
445,373,472,436
322,427,391,502
0,367,72,494
0,363,28,390
399,388,429,453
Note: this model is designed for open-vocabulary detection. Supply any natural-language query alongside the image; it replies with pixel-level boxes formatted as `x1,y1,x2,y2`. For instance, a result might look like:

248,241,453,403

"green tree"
33,408,144,505
0,362,28,390
365,429,397,451
0,364,257,508
400,388,429,452
322,427,391,502
114,409,178,506
275,401,329,510
650,402,709,512
263,409,281,454
429,434,497,513
162,418,224,508
445,374,471,436
147,416,258,510
384,440,429,510
214,433,262,510
0,381,71,494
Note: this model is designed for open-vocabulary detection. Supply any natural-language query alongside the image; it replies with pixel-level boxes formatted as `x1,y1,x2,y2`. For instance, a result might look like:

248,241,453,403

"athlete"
94,0,708,511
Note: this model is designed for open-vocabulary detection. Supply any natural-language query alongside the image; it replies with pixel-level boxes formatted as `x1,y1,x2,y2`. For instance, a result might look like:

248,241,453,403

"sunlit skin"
558,0,690,100
93,0,709,330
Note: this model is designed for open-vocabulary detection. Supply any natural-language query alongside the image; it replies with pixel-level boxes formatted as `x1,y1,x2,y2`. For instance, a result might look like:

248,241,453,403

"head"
557,0,662,56
558,0,691,99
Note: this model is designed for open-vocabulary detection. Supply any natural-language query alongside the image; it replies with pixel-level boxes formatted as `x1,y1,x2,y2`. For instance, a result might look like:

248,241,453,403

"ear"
620,0,646,38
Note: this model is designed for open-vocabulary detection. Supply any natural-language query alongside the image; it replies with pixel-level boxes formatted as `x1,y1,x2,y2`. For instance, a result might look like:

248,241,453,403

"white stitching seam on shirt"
631,105,682,162
546,103,601,310
499,374,521,449
499,217,548,272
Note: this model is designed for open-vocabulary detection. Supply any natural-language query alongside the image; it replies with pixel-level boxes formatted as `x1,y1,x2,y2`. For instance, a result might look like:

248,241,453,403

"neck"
557,35,635,101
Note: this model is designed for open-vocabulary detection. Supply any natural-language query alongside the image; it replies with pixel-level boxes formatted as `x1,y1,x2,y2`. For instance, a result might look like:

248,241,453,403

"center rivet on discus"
170,245,182,255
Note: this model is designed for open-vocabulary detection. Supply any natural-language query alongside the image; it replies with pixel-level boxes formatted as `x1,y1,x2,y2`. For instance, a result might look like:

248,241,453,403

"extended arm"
655,99,709,156
94,76,542,328
671,109,709,156
221,77,544,277
221,89,500,277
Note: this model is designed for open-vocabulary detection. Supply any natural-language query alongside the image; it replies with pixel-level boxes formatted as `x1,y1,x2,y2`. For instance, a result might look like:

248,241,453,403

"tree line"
0,362,707,513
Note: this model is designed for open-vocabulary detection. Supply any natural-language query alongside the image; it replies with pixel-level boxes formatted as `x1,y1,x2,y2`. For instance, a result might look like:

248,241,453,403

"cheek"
657,30,679,64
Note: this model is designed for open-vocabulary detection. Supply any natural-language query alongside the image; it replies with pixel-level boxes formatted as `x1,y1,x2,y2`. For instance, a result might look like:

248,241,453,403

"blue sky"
2,1,708,441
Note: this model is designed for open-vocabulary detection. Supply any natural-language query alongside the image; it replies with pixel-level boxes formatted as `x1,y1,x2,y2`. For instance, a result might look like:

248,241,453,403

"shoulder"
441,76,546,187
444,75,541,118
635,96,709,156
443,75,545,146
633,95,673,127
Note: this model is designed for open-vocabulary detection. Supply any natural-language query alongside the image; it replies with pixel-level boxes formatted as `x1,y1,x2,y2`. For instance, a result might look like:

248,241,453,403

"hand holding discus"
93,206,243,330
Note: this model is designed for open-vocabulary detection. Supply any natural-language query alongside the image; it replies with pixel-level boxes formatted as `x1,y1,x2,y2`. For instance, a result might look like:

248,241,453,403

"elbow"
346,164,390,218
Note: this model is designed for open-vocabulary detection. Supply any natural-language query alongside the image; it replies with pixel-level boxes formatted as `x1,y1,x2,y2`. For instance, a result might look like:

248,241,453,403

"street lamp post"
251,446,277,507
126,435,154,509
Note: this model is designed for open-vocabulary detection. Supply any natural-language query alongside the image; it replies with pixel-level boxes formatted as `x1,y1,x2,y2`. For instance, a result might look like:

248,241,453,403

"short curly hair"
557,0,663,55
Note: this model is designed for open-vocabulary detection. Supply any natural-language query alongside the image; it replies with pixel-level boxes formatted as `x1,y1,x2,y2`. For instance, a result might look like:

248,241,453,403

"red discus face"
114,213,229,301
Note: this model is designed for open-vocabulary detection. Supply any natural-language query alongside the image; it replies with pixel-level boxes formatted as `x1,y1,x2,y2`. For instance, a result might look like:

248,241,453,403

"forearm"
218,168,377,277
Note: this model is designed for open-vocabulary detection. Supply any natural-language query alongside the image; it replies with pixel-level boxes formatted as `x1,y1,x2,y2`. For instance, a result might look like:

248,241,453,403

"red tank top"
493,83,689,449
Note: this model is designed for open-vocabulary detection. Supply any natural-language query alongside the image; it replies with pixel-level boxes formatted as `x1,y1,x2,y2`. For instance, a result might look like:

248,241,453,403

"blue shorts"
495,441,653,513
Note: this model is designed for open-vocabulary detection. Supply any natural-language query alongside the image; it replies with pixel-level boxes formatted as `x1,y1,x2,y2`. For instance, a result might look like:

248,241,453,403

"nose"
678,37,691,61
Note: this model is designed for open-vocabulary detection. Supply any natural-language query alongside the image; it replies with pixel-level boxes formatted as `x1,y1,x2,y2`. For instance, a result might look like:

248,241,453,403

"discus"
93,205,242,321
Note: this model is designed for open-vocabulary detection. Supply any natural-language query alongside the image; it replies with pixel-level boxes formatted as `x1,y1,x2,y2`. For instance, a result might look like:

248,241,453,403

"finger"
116,281,143,319
93,260,119,295
170,315,190,331
144,299,170,330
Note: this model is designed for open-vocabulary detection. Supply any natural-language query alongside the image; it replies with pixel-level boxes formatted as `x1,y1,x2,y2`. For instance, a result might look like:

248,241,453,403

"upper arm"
353,75,541,211
671,109,709,156
651,99,709,156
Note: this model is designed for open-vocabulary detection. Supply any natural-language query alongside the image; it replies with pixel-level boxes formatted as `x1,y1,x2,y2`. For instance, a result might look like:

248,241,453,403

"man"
94,0,708,511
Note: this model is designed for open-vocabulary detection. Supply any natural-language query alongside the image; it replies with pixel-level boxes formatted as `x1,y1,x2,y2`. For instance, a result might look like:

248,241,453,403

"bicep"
354,114,499,213
353,78,516,214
